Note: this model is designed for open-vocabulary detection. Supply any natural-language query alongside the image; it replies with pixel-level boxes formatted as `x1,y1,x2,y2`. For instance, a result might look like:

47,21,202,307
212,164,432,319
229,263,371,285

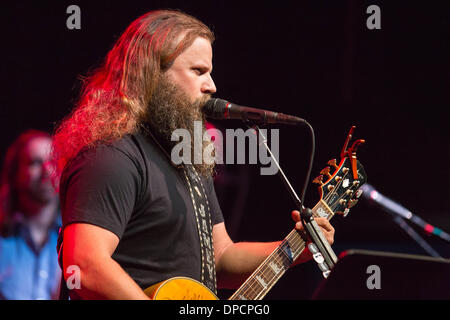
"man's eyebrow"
193,60,213,72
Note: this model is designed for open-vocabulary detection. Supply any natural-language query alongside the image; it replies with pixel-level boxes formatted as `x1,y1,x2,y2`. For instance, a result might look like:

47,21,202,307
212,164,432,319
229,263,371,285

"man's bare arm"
63,223,150,300
213,211,335,289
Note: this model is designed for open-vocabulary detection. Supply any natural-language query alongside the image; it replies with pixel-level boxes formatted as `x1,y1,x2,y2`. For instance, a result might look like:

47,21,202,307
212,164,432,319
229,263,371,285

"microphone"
359,183,413,219
203,98,305,125
360,183,450,246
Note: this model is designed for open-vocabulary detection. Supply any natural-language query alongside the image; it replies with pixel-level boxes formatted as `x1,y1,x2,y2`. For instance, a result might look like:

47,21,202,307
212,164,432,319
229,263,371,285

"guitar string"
323,168,350,203
328,165,363,208
248,242,302,300
236,208,331,300
255,257,291,300
251,218,319,300
325,176,360,213
321,168,362,212
330,185,359,212
253,254,287,300
232,238,294,299
231,244,286,299
323,162,363,210
254,165,354,297
250,207,326,299
236,229,308,300
233,236,302,300
233,166,359,299
243,164,363,299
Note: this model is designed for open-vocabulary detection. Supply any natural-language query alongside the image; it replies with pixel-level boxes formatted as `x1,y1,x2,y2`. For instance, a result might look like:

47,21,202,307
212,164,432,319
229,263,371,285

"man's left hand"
291,210,335,245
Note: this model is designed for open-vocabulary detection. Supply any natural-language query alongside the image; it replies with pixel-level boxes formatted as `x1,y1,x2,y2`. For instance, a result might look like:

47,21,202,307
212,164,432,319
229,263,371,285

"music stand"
312,249,450,299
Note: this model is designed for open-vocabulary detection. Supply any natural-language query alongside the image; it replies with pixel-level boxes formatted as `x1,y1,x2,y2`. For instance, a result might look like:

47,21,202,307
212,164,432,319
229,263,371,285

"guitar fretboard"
228,200,334,300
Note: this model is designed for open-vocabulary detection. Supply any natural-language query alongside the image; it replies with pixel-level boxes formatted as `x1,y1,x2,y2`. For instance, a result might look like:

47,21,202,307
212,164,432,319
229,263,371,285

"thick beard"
145,75,216,177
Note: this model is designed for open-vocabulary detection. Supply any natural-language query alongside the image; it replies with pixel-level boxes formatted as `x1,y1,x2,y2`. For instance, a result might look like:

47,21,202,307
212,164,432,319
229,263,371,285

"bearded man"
0,130,61,299
52,9,335,300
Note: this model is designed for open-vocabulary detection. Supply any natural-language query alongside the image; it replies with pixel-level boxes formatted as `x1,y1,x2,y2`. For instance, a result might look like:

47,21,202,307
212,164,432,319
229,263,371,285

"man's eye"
192,68,204,75
29,159,43,167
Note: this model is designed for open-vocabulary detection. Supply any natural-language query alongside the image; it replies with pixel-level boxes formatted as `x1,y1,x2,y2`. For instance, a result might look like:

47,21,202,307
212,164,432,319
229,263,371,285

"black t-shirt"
59,131,224,290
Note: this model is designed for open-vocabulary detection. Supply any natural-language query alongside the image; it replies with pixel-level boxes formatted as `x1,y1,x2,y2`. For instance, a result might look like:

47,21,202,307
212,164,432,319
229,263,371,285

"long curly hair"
52,10,214,175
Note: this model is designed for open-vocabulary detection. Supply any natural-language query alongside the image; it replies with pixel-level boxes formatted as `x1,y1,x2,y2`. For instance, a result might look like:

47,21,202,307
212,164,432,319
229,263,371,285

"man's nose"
42,161,53,178
202,74,216,94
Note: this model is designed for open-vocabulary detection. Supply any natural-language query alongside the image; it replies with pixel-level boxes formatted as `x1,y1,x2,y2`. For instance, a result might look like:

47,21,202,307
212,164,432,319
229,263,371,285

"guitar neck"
228,200,334,300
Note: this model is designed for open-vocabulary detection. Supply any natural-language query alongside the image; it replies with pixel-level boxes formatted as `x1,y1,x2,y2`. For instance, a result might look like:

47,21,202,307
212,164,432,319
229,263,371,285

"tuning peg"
348,199,358,209
312,175,324,186
337,208,350,218
327,159,339,170
355,188,364,199
320,167,332,179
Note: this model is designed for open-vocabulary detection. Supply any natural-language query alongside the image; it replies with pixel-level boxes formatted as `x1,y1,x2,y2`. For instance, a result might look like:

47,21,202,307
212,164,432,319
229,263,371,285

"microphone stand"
389,214,442,258
361,184,447,258
251,125,337,277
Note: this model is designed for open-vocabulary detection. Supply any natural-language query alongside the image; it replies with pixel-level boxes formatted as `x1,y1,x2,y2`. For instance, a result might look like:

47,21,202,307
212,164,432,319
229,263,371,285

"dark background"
1,1,449,299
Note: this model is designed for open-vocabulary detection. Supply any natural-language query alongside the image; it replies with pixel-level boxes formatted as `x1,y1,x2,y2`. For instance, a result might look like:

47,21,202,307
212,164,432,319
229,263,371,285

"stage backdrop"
1,1,449,299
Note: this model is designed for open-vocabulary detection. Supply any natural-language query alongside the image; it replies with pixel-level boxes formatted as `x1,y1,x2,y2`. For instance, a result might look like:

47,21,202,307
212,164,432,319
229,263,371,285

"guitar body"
144,277,219,300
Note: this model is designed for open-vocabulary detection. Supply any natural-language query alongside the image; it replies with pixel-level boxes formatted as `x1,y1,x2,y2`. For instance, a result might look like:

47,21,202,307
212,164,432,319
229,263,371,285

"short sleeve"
203,177,224,226
59,145,142,240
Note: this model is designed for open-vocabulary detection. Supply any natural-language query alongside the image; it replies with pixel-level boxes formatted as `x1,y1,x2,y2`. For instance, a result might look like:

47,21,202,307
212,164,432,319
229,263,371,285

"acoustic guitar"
145,126,367,300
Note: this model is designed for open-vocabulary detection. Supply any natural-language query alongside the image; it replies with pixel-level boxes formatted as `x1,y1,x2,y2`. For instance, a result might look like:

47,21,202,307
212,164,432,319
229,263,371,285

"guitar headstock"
313,126,367,217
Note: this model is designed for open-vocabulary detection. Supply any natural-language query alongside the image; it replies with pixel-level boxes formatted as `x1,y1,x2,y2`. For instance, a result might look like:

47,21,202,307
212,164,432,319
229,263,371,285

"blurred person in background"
0,130,61,299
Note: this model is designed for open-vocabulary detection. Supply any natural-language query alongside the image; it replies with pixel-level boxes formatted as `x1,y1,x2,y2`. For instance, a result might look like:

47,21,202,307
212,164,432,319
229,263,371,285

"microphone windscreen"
203,98,228,119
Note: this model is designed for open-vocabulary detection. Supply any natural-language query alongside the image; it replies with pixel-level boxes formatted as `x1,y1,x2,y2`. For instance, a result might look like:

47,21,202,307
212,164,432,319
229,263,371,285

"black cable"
298,120,316,228
299,120,316,210
251,120,338,270
297,121,338,269
248,121,316,235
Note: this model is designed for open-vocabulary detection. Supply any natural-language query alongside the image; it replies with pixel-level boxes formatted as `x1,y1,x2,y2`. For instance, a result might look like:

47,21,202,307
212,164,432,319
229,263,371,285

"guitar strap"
182,165,217,294
141,125,217,293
